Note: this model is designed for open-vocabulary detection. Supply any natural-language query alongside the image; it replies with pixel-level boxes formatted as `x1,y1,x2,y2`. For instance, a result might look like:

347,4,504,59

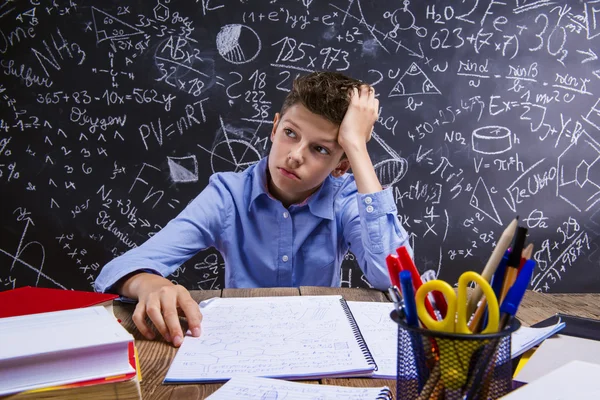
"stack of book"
0,287,141,400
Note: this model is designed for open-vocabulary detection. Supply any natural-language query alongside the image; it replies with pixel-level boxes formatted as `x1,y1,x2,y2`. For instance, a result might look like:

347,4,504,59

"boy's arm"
340,184,412,290
338,85,412,289
337,85,381,194
94,174,232,346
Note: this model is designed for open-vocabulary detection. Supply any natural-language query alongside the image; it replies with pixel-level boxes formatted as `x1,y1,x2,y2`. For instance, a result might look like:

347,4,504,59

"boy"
95,71,411,347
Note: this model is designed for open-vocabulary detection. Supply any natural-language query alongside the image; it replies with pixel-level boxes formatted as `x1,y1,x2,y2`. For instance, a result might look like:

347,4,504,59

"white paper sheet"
205,376,392,400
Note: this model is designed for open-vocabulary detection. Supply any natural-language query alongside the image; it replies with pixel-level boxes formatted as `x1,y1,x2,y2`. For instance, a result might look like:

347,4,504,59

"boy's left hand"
338,85,379,149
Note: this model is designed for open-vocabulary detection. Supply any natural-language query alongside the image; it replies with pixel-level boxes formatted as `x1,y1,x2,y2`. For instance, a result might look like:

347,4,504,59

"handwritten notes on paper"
205,376,392,400
347,301,397,379
164,296,374,383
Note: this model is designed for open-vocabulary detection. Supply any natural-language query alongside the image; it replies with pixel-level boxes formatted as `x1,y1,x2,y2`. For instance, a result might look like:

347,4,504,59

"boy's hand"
121,273,203,347
338,85,379,150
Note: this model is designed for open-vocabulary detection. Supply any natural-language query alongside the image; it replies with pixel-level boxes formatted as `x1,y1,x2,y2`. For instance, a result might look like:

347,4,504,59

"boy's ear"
331,158,350,178
270,113,280,142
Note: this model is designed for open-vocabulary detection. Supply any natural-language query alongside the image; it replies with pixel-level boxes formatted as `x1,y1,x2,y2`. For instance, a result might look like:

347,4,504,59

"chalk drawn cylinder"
471,126,512,155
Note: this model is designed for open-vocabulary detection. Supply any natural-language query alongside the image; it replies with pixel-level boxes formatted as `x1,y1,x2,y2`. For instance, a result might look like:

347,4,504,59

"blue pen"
482,250,511,328
399,270,418,327
399,270,427,391
499,259,536,328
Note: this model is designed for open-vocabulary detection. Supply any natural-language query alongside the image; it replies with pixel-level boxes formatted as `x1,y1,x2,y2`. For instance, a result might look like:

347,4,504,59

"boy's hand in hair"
337,85,378,150
337,85,382,194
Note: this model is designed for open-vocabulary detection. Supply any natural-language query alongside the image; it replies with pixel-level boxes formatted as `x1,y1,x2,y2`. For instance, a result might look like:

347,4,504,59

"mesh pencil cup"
391,310,521,400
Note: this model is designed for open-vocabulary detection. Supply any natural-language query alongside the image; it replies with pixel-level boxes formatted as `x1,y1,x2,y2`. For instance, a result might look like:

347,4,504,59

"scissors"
414,271,499,390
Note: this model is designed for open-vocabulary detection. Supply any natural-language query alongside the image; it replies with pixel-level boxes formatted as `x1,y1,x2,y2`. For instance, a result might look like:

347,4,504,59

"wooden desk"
113,288,600,400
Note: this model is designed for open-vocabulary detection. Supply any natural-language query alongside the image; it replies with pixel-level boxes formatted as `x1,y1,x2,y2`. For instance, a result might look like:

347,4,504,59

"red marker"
385,254,402,288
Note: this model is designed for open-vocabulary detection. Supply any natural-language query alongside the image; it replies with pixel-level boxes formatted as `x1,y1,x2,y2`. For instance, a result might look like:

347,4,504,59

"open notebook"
347,301,397,379
205,376,393,400
164,296,377,383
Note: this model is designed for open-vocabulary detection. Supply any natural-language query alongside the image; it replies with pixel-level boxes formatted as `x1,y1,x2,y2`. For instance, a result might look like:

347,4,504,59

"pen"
387,286,405,319
500,259,535,329
466,217,518,317
396,246,440,321
399,270,428,392
399,271,418,327
499,226,528,303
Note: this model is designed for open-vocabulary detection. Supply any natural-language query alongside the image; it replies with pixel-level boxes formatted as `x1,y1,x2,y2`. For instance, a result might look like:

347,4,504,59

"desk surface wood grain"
111,288,600,400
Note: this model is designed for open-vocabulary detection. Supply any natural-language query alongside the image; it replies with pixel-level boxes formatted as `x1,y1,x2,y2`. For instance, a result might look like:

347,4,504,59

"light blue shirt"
95,157,411,292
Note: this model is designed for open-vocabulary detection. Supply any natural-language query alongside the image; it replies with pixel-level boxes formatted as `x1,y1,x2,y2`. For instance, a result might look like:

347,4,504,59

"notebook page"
347,301,397,379
205,376,392,400
510,321,565,358
164,296,375,382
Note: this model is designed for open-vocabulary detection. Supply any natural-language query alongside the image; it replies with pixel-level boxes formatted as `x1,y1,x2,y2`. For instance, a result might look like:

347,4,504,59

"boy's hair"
279,71,365,125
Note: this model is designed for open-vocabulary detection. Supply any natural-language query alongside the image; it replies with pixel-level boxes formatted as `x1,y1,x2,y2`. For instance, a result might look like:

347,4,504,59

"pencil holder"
391,310,520,400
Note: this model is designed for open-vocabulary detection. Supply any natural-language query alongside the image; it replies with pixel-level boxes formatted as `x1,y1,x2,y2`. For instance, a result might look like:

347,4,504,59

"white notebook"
164,296,377,383
205,376,393,399
347,301,397,379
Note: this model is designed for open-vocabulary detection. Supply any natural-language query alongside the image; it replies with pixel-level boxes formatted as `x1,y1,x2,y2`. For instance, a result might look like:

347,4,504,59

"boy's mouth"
278,167,300,180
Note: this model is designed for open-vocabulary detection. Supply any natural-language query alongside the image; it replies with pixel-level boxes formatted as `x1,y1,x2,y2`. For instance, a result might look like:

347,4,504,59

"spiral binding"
339,298,378,371
376,387,393,400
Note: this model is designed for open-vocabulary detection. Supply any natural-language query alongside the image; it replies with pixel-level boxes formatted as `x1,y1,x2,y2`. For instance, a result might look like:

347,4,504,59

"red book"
0,286,118,319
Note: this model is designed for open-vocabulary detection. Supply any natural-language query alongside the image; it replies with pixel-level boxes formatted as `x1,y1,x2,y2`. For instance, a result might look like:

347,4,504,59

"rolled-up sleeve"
94,175,232,293
341,185,412,291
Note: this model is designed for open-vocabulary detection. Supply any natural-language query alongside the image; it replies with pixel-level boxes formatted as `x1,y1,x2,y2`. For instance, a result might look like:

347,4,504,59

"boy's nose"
287,146,305,165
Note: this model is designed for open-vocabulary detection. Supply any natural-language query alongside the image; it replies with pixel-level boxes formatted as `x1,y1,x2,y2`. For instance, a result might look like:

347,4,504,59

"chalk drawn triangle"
470,176,502,225
389,62,441,97
91,7,144,43
168,156,198,183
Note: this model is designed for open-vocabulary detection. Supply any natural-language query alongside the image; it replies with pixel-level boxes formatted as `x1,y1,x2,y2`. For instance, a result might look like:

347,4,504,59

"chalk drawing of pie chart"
216,24,261,64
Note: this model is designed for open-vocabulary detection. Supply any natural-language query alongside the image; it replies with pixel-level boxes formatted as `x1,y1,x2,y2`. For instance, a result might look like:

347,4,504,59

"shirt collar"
248,157,335,220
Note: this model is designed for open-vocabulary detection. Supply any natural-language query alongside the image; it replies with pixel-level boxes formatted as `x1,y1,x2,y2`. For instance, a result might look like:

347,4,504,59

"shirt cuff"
356,187,397,220
356,188,398,253
95,267,161,294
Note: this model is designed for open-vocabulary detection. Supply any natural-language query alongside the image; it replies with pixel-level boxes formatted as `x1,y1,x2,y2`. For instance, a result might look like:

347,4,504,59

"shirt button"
282,255,289,262
366,205,374,213
365,197,373,204
283,212,289,218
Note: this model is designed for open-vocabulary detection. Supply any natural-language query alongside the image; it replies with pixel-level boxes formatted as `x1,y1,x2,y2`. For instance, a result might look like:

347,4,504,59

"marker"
399,271,418,327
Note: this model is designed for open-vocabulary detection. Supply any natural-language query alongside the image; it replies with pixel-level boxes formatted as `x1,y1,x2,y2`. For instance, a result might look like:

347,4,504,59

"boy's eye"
284,129,296,138
314,146,330,155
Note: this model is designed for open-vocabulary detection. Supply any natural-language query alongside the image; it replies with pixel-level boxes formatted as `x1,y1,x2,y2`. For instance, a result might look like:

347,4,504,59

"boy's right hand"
118,272,202,347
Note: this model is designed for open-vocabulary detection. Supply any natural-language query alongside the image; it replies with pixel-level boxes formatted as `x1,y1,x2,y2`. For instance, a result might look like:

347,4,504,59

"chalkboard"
2,0,600,293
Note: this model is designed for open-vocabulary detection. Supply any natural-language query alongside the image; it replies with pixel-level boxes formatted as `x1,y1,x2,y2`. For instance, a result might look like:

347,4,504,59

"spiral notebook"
347,301,397,379
164,296,377,383
205,376,393,400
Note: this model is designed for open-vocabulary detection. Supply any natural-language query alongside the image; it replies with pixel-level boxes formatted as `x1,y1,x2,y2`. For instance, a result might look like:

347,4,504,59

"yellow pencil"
466,217,519,317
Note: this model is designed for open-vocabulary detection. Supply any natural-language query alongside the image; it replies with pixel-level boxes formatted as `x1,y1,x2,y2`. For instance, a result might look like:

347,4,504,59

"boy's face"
268,104,350,206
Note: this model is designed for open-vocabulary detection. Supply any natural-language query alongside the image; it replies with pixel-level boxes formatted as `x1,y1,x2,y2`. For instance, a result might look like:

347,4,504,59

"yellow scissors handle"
456,271,500,334
415,280,455,333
